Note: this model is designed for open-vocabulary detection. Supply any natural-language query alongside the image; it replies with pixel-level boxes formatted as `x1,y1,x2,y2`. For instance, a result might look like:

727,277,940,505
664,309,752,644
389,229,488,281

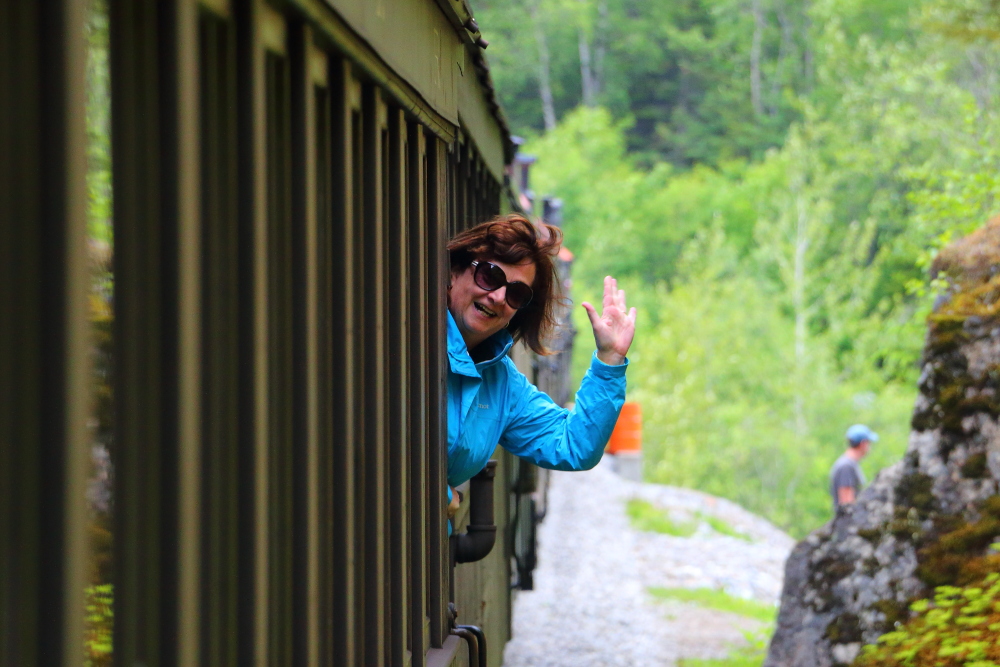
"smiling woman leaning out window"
444,214,636,515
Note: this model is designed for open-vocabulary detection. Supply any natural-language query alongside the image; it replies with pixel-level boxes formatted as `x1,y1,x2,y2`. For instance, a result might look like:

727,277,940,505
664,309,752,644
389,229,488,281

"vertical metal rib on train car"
234,0,257,662
407,122,430,667
263,23,294,667
312,49,337,667
349,66,367,667
0,2,89,665
387,105,411,666
109,0,167,662
200,7,240,666
289,21,327,667
235,0,293,662
426,135,451,649
362,83,389,666
110,0,203,663
327,55,362,666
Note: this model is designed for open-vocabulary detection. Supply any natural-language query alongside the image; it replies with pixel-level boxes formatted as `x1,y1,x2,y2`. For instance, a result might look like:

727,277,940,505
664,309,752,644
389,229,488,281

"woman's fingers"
582,301,601,330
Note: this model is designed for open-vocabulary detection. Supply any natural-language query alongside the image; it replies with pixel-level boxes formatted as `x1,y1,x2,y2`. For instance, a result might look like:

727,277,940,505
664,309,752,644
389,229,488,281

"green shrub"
626,498,698,537
651,586,774,666
649,587,777,624
84,584,113,667
678,631,769,667
854,573,1000,667
699,513,753,542
626,498,754,541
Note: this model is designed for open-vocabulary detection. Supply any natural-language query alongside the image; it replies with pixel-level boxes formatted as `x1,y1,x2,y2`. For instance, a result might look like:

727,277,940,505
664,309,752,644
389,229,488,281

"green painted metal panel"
323,0,459,125
458,82,505,182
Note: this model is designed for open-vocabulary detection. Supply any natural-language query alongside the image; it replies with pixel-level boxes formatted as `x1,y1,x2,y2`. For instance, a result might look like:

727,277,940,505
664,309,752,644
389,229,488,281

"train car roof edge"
299,0,515,170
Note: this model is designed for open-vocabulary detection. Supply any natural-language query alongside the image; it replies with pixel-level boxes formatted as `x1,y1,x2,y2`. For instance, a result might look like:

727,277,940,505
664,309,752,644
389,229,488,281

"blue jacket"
447,311,628,487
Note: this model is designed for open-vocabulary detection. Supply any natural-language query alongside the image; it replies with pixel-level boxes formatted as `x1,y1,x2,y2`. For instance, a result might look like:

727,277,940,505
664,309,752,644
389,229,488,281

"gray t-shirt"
829,453,866,508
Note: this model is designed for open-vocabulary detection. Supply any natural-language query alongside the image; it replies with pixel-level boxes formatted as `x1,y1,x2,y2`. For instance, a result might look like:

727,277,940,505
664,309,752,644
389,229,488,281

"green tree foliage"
502,0,1000,537
86,0,111,246
615,229,914,532
475,0,810,165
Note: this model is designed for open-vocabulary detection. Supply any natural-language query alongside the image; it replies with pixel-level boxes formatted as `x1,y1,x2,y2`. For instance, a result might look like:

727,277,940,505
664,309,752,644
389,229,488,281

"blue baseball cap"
846,424,879,446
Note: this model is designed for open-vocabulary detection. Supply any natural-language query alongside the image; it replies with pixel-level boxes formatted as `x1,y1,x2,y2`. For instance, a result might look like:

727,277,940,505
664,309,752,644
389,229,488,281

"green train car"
1,1,559,665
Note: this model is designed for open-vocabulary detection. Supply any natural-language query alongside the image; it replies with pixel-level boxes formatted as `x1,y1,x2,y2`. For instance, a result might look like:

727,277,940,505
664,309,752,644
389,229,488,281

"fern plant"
854,573,1000,666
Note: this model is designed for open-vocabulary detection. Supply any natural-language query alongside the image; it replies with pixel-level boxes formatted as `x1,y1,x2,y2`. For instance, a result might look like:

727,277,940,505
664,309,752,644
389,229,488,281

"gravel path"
502,458,795,666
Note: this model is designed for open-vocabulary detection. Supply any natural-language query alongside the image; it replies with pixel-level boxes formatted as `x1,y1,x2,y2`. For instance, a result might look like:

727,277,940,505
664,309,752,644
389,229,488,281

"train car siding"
1,0,552,666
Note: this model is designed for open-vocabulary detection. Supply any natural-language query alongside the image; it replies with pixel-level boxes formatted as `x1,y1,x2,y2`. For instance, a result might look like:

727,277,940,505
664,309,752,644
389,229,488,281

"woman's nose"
487,285,508,306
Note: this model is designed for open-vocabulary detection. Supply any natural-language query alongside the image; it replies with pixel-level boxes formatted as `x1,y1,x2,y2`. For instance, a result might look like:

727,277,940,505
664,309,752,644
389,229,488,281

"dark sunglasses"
470,261,534,310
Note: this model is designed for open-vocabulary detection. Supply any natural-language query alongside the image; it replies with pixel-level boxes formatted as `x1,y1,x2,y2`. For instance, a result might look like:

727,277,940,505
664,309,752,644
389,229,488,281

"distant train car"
0,0,568,665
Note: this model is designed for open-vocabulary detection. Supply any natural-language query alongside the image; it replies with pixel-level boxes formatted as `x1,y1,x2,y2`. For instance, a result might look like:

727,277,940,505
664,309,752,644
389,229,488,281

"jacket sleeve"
499,352,628,471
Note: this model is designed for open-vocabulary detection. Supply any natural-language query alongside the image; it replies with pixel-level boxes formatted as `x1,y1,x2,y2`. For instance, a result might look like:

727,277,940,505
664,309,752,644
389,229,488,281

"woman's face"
448,257,537,351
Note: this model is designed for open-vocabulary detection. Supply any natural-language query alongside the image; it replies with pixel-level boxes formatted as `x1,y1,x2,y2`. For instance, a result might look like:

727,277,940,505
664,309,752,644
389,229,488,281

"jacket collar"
447,311,513,378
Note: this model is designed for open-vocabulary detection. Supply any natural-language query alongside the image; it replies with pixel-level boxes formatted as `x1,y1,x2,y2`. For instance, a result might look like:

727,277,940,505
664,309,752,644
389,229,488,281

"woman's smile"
474,301,499,318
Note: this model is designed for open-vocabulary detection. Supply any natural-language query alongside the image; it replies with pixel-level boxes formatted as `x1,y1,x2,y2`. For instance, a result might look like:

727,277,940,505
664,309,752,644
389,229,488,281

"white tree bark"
579,28,596,107
770,3,794,113
529,0,558,131
793,179,809,441
595,0,608,97
750,0,765,116
802,0,814,91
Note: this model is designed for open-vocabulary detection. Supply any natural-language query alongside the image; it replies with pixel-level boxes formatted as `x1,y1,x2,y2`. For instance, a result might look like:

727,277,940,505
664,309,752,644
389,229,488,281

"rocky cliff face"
765,220,1000,667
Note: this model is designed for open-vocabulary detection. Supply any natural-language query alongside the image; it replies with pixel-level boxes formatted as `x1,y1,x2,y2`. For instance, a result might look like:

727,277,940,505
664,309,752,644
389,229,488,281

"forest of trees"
474,0,1000,536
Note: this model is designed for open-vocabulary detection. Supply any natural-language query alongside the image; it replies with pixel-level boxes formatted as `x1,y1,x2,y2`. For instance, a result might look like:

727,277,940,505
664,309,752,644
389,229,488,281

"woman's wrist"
596,349,626,366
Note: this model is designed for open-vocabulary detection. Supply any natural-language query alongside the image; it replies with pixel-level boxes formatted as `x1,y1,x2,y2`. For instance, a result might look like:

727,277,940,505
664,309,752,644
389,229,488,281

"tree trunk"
750,0,765,116
594,0,608,98
770,2,793,113
529,0,557,130
802,0,814,91
579,28,596,107
792,174,809,441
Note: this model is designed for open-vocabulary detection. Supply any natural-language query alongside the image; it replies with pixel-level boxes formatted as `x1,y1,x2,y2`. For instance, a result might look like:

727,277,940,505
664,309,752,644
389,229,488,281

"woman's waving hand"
582,276,636,366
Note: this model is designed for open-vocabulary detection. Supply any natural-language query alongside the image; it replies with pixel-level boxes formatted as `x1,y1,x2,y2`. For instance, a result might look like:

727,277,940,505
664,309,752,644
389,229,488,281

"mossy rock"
960,450,989,479
811,555,855,588
982,494,1000,516
870,598,910,632
926,314,970,355
931,216,1000,289
770,220,1000,667
915,495,1000,587
825,612,862,643
857,527,882,543
861,556,879,577
894,472,935,516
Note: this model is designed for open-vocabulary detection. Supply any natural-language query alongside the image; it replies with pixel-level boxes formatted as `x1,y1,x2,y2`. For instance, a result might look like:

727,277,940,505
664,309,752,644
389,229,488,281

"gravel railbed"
502,458,795,666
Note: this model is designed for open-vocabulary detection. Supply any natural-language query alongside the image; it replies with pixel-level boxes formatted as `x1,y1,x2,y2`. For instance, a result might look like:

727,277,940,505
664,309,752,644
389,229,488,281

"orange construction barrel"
607,402,642,454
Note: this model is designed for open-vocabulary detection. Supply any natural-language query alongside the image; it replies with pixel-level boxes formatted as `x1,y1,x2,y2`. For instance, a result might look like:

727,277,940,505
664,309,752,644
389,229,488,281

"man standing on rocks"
829,424,878,510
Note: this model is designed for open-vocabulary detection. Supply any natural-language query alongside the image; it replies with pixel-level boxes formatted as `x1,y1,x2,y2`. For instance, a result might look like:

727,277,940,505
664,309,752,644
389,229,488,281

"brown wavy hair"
447,214,564,355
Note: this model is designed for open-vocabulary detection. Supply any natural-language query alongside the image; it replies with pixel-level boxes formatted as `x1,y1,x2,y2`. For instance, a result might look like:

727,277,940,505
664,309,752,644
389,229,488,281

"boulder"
765,218,1000,667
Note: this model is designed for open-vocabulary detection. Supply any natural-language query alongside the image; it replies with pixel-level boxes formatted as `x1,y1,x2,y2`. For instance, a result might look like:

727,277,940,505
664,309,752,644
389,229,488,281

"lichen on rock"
764,219,1000,667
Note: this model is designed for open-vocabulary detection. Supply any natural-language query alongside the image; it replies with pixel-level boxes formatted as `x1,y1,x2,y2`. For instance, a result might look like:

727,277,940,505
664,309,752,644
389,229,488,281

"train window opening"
85,0,115,663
